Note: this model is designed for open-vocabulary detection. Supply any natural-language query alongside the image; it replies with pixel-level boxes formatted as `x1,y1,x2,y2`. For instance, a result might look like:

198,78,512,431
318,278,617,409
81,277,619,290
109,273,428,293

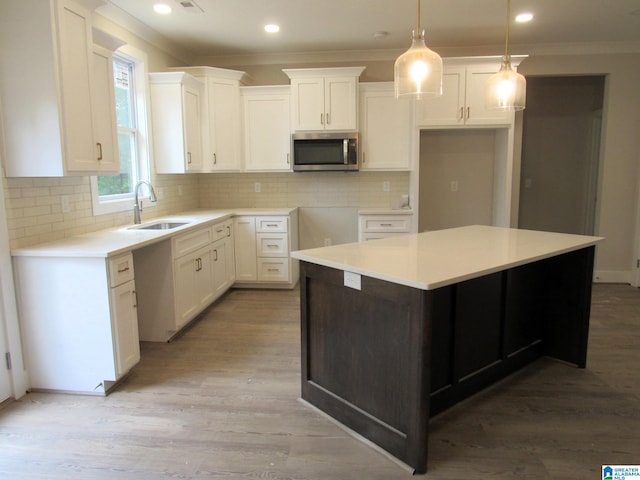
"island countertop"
291,225,604,290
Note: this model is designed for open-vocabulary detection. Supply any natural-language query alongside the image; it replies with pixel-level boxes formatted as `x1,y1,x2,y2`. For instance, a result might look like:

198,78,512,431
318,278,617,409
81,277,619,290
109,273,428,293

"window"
91,45,153,216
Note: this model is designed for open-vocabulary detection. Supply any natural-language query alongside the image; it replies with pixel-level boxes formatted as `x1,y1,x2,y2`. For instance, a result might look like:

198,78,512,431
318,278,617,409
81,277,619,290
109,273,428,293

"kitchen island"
291,225,603,474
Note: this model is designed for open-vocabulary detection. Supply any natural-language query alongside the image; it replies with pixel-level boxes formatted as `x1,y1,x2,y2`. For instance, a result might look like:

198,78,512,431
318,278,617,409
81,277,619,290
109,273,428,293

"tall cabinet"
0,0,121,177
414,56,525,232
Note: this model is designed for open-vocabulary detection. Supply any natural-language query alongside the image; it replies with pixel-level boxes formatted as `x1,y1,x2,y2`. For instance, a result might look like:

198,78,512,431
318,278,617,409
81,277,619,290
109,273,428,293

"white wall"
518,54,640,283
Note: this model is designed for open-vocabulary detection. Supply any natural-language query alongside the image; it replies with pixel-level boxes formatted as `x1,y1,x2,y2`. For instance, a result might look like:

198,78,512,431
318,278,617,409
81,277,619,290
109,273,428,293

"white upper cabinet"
0,0,121,177
241,86,292,172
359,83,412,171
180,67,247,172
149,72,204,173
284,67,365,132
91,44,120,174
416,58,523,127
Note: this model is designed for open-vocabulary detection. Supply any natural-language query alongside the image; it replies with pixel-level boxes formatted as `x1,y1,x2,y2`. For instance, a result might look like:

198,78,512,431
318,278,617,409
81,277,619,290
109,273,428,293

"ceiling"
98,0,640,62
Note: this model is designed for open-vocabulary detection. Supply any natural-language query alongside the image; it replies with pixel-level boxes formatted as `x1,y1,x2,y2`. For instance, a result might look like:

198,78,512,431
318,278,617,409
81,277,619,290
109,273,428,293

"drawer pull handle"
117,266,130,273
96,142,103,161
216,228,224,233
226,225,231,237
268,268,279,272
132,290,137,308
214,250,218,261
187,152,192,164
195,258,202,272
265,224,278,228
267,244,279,248
380,223,393,227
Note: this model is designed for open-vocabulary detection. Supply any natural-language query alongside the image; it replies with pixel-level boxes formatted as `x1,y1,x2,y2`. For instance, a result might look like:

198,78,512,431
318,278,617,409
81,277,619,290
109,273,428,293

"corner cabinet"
0,0,121,177
13,252,140,394
241,86,292,172
416,57,524,128
180,67,247,172
233,211,299,289
135,219,234,342
150,72,205,173
284,67,365,132
359,82,413,171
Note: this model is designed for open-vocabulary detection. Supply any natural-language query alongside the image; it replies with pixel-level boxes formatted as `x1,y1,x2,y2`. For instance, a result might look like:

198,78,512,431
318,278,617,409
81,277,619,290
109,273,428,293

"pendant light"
485,0,526,110
394,0,443,99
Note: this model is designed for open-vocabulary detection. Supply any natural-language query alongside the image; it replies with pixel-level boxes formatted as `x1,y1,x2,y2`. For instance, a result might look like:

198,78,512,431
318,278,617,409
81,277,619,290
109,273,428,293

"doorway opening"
518,75,605,235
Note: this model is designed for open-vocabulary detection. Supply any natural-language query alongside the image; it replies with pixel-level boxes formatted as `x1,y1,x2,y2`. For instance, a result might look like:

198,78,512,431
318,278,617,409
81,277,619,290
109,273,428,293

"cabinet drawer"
257,258,289,282
361,233,410,241
256,217,287,233
212,220,231,242
360,215,412,233
172,226,213,258
108,253,134,287
257,233,288,257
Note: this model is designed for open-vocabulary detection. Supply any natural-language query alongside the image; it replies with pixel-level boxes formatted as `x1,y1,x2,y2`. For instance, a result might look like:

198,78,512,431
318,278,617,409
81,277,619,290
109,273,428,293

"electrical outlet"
324,238,332,246
383,181,390,192
255,182,261,193
450,180,459,192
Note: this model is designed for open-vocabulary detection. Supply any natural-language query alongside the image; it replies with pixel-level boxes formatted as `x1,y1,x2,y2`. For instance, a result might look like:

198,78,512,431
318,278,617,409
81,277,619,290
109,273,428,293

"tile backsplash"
4,171,410,249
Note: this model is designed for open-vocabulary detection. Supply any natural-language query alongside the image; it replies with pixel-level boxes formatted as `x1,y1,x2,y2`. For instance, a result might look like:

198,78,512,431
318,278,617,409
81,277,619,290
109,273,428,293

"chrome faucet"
133,180,158,224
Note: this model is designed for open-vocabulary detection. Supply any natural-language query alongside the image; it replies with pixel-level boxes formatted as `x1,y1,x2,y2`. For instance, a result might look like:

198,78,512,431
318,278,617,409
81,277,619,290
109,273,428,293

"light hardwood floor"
0,284,638,479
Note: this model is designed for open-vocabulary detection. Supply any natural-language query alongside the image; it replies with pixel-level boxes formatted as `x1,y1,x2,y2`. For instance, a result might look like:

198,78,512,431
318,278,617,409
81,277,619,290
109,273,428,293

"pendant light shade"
394,0,443,99
485,0,526,111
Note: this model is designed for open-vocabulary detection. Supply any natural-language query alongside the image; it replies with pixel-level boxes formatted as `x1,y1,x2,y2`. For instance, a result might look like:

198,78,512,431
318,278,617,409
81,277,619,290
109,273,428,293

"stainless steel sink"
128,221,189,231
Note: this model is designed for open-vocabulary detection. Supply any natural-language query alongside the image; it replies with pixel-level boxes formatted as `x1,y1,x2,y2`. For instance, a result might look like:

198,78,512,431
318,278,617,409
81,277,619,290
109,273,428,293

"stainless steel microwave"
292,132,359,172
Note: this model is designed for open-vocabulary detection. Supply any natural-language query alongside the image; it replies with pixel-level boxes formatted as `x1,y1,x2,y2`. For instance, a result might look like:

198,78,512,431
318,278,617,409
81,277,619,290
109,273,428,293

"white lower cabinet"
358,211,414,241
233,212,299,288
135,219,233,342
13,252,140,394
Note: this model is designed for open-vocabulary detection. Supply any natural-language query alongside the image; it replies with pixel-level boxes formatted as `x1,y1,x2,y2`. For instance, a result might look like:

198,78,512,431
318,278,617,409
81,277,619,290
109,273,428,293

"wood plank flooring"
0,284,638,479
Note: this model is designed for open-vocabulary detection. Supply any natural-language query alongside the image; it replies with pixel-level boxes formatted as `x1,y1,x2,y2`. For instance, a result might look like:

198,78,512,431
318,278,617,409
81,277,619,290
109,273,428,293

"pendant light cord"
417,0,422,34
504,0,511,59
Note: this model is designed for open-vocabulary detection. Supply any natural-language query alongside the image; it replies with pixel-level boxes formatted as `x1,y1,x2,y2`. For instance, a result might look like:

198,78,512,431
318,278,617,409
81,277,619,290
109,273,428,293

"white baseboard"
593,270,633,284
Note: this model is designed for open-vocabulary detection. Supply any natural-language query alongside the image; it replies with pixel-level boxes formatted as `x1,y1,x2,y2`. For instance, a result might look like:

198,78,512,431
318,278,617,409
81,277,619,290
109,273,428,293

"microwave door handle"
343,139,348,165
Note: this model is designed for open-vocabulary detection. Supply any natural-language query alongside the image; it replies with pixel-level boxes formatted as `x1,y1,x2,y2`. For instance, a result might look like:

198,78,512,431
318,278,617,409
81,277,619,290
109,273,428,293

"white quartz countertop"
11,208,297,258
291,225,604,290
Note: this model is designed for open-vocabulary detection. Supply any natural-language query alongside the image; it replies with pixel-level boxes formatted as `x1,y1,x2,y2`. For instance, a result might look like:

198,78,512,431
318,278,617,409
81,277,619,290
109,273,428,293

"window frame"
90,44,155,216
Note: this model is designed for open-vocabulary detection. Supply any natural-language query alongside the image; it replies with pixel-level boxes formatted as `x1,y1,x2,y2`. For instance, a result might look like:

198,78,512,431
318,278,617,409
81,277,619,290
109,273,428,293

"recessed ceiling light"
264,24,280,33
515,12,533,23
153,3,172,15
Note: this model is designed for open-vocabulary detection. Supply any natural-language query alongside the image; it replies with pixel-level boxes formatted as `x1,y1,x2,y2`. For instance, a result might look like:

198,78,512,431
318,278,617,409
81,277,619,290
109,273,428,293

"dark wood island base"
298,245,596,474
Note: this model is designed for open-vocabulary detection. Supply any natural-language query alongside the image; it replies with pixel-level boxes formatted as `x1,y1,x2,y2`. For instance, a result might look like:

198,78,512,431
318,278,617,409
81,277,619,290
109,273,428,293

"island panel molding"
293,225,603,473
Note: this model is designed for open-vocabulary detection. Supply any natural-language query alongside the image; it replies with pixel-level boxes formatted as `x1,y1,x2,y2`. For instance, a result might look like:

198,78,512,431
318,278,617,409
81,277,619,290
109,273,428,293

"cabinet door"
416,66,465,127
174,253,200,327
57,0,97,172
195,247,215,310
92,45,120,174
234,217,258,281
207,78,242,171
464,66,513,126
360,85,412,170
324,76,357,131
211,239,228,298
184,85,203,171
243,93,291,171
224,222,236,284
110,280,140,377
291,77,325,131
